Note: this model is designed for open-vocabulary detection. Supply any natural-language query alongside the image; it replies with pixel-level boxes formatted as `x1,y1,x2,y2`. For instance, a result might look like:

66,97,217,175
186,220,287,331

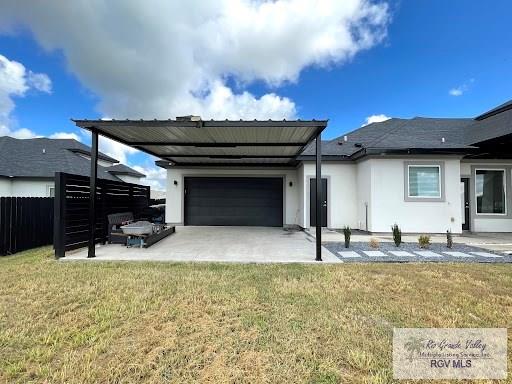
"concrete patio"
64,226,340,263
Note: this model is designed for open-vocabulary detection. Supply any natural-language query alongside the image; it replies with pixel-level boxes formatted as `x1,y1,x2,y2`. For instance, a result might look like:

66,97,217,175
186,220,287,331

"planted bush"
392,224,402,247
446,230,453,249
343,226,351,248
418,235,431,249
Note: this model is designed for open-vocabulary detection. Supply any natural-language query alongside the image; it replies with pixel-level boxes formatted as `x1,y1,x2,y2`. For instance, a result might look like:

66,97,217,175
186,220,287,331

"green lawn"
1,247,511,383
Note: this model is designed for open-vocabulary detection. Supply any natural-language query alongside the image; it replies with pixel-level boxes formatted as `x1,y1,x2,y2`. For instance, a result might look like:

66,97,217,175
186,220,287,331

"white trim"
407,164,442,199
475,168,507,216
47,184,55,198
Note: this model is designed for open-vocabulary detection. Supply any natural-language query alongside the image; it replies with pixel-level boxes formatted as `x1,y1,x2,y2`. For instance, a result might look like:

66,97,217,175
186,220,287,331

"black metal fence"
0,197,54,256
54,172,150,258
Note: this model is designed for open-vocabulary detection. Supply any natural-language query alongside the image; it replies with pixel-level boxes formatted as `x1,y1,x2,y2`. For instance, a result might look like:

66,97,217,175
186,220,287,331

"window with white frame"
476,169,506,214
48,186,55,197
408,165,441,198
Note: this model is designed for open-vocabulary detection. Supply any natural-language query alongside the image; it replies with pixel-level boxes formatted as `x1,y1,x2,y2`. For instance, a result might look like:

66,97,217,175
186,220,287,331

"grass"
0,247,511,383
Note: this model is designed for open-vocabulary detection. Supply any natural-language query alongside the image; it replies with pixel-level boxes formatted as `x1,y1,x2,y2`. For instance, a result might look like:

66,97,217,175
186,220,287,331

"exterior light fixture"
289,181,293,187
174,180,178,186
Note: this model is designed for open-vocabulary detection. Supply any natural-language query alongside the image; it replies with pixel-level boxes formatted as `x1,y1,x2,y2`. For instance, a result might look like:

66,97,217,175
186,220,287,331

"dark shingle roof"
465,107,512,144
475,99,512,120
302,98,512,159
107,164,145,178
300,117,475,157
0,137,144,180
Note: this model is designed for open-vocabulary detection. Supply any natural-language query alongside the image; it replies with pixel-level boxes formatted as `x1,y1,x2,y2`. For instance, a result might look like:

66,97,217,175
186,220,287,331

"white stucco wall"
3,179,55,197
163,158,512,233
0,179,13,196
369,158,462,233
301,161,358,228
356,160,372,231
461,160,512,232
166,167,299,225
297,164,305,227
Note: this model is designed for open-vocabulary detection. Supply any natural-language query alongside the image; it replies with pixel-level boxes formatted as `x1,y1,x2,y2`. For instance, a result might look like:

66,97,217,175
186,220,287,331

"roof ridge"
411,116,473,120
327,117,396,142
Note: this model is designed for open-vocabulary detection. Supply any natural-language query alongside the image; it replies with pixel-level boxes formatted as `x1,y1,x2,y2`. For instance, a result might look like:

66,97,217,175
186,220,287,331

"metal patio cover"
72,117,327,262
73,118,327,166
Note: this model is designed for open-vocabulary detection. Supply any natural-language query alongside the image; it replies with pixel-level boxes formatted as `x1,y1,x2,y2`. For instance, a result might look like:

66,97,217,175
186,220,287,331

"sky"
0,0,511,190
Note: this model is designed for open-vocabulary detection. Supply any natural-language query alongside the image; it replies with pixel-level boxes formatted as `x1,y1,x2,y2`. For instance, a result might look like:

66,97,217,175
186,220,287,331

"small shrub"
369,238,379,249
446,230,453,249
418,235,431,249
391,224,402,247
343,226,351,248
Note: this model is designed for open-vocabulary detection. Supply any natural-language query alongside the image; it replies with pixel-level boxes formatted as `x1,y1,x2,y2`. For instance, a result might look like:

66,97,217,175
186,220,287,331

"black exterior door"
310,178,328,227
461,178,470,230
184,177,283,226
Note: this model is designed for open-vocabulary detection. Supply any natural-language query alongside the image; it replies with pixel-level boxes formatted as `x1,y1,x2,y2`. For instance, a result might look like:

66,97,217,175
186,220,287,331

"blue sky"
0,1,511,188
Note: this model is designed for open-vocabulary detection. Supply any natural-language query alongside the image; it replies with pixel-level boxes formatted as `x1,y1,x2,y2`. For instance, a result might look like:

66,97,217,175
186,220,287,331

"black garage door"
184,177,283,226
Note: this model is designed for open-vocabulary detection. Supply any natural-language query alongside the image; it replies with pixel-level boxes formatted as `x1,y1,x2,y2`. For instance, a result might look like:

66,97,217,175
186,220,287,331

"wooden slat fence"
54,172,150,258
0,197,54,256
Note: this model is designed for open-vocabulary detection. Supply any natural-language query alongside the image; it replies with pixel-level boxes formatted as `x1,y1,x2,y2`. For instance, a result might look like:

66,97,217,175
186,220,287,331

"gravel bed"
324,241,512,263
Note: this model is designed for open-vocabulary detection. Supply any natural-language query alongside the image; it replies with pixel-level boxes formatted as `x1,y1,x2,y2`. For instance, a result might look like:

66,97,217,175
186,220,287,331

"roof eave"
474,102,512,121
69,148,118,163
72,118,328,129
107,170,145,177
349,147,479,160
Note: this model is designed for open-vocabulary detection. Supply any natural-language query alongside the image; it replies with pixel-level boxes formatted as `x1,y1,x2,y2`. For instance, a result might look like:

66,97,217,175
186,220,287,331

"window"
48,186,55,197
408,165,441,198
476,169,506,214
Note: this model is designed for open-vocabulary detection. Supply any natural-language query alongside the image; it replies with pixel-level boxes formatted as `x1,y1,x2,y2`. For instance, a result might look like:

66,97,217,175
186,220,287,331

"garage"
184,177,283,226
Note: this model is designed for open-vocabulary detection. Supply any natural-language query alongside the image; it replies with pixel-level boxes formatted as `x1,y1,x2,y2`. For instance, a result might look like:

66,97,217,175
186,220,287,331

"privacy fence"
54,172,150,258
0,197,54,256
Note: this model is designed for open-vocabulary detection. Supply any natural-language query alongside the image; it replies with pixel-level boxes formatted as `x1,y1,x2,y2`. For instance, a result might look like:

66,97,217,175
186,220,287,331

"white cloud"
0,0,390,120
0,1,390,179
99,136,138,164
0,124,37,138
362,114,390,126
0,53,52,138
27,71,52,93
132,164,167,191
177,80,296,119
77,130,138,164
449,88,463,97
448,78,475,97
49,132,81,141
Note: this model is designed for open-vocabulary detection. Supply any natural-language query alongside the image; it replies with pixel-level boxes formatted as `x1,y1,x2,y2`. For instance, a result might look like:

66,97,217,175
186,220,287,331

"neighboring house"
0,137,145,197
160,99,512,233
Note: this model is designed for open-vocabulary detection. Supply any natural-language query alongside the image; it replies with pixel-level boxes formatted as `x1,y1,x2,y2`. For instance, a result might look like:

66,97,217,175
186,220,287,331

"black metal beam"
159,162,297,168
54,172,65,259
88,130,98,258
296,155,350,161
315,134,322,261
163,155,295,159
133,142,306,147
298,125,325,161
